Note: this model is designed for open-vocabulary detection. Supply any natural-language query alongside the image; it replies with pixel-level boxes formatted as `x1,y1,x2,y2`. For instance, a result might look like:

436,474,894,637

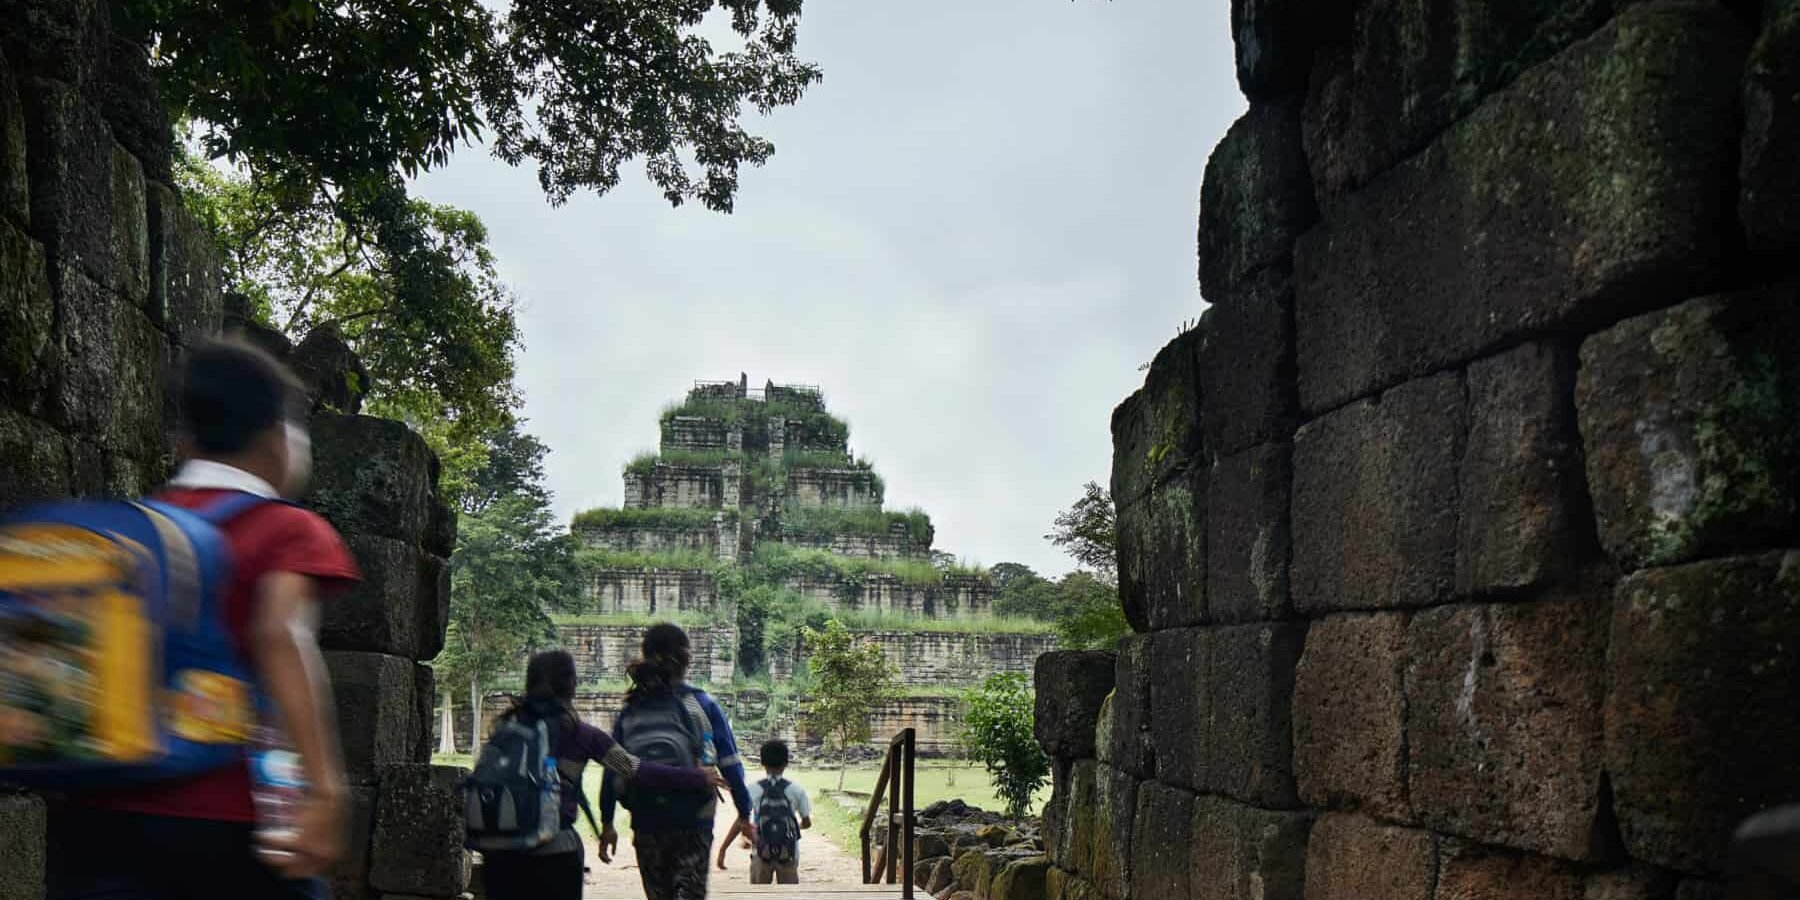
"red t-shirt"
82,489,361,821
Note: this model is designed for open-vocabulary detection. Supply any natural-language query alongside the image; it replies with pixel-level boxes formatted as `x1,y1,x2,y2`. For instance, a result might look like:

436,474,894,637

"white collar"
168,460,281,499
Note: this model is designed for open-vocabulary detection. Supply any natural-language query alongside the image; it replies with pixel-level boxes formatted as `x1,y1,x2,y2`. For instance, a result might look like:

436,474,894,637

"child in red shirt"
48,338,360,900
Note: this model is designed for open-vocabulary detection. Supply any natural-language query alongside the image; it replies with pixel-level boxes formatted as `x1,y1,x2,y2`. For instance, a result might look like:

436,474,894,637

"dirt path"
581,808,866,898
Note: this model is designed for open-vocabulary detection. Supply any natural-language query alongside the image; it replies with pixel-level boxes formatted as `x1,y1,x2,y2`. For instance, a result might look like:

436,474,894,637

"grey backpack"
463,717,561,852
616,689,713,829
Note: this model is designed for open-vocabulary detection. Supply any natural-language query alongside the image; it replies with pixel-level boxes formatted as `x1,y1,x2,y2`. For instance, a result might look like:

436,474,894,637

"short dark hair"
179,338,301,454
760,739,789,770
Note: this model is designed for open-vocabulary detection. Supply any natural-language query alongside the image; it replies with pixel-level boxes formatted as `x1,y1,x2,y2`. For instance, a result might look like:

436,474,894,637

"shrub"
780,506,932,543
961,673,1049,819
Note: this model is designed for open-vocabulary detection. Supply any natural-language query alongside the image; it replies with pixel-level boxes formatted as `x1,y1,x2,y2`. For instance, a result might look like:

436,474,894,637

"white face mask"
283,421,312,497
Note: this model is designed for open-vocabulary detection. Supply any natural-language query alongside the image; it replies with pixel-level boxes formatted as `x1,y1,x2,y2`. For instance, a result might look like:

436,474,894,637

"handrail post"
902,728,916,900
887,739,901,885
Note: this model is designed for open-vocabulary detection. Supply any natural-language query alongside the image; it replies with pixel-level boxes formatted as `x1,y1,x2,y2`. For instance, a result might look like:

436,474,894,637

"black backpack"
463,706,597,852
755,776,801,865
616,688,713,829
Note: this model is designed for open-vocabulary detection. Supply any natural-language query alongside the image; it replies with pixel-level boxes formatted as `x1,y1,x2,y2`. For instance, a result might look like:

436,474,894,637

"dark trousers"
481,847,585,900
634,829,713,900
47,806,327,900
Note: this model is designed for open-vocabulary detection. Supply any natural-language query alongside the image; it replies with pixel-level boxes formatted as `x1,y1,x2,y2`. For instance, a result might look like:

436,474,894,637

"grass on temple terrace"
434,753,1044,853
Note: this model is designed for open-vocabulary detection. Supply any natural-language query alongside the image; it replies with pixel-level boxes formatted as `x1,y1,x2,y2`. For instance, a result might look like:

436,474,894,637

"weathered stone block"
1198,98,1316,305
51,270,165,461
1231,0,1349,100
0,219,55,410
0,407,69,510
1148,628,1211,791
991,857,1051,900
1190,795,1311,900
292,325,370,415
370,764,470,897
319,534,448,661
1114,496,1150,632
1035,650,1117,760
145,180,223,343
1206,442,1290,623
306,412,438,545
1102,635,1155,779
324,651,417,781
1093,766,1137,900
1198,270,1295,458
1295,1,1750,413
99,37,171,184
1607,552,1800,874
1302,0,1628,200
1406,593,1609,860
1132,784,1194,900
22,79,115,289
65,439,159,499
1293,613,1409,820
424,499,457,559
1302,814,1436,900
0,48,26,226
0,792,45,900
412,663,435,763
1057,761,1099,875
1208,623,1303,807
1142,468,1205,630
1577,290,1800,571
1459,342,1589,595
1436,840,1588,900
1586,866,1680,900
108,143,147,307
1111,331,1204,509
330,785,379,900
1292,372,1464,613
0,0,108,85
1742,0,1800,257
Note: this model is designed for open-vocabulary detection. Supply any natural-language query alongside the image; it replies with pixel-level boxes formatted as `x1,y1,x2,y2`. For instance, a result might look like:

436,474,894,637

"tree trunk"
437,691,457,756
470,678,482,748
838,738,848,790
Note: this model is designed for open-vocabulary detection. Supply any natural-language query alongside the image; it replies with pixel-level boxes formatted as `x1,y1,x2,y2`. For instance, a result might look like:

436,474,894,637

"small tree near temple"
961,673,1049,820
802,620,900,789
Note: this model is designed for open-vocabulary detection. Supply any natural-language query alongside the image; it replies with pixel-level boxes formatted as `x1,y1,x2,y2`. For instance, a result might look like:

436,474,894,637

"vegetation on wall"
781,507,933,542
572,507,732,530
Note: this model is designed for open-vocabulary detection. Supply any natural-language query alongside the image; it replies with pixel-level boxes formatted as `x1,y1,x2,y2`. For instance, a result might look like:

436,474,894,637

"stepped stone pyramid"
554,375,1058,755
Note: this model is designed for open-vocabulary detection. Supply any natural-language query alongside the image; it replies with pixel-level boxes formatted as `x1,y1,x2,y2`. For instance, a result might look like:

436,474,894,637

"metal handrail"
859,729,916,898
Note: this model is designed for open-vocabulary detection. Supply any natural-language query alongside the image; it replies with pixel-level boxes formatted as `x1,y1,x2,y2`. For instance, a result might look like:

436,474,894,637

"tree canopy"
802,619,899,786
1047,481,1117,582
122,0,822,213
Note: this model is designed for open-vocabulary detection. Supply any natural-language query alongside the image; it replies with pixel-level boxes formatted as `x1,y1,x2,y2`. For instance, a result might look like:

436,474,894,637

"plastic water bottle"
700,730,718,767
250,723,305,859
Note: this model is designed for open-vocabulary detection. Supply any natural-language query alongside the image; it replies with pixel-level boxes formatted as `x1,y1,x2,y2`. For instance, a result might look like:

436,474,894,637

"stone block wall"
785,467,882,510
1065,3,1800,900
782,572,996,618
585,567,720,616
779,525,931,560
622,462,741,509
776,629,1058,688
661,415,741,453
555,622,737,687
576,518,736,561
0,8,464,896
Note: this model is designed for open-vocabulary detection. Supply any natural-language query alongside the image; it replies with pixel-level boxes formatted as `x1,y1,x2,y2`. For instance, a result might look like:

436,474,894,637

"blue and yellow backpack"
0,492,272,786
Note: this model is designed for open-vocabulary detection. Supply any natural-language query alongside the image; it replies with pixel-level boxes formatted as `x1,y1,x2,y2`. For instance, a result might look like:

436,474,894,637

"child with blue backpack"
13,338,361,899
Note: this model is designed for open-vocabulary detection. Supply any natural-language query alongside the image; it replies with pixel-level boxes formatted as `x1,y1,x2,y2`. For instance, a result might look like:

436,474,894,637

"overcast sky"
413,0,1244,576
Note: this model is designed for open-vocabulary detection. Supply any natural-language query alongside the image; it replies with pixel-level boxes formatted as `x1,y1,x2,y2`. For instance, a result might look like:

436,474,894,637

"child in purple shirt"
482,651,722,900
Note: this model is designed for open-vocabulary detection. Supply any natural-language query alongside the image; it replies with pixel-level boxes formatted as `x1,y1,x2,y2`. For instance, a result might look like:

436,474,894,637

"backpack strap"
193,490,290,525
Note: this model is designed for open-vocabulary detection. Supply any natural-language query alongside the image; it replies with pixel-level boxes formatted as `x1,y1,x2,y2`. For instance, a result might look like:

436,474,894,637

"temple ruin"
461,375,1058,757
